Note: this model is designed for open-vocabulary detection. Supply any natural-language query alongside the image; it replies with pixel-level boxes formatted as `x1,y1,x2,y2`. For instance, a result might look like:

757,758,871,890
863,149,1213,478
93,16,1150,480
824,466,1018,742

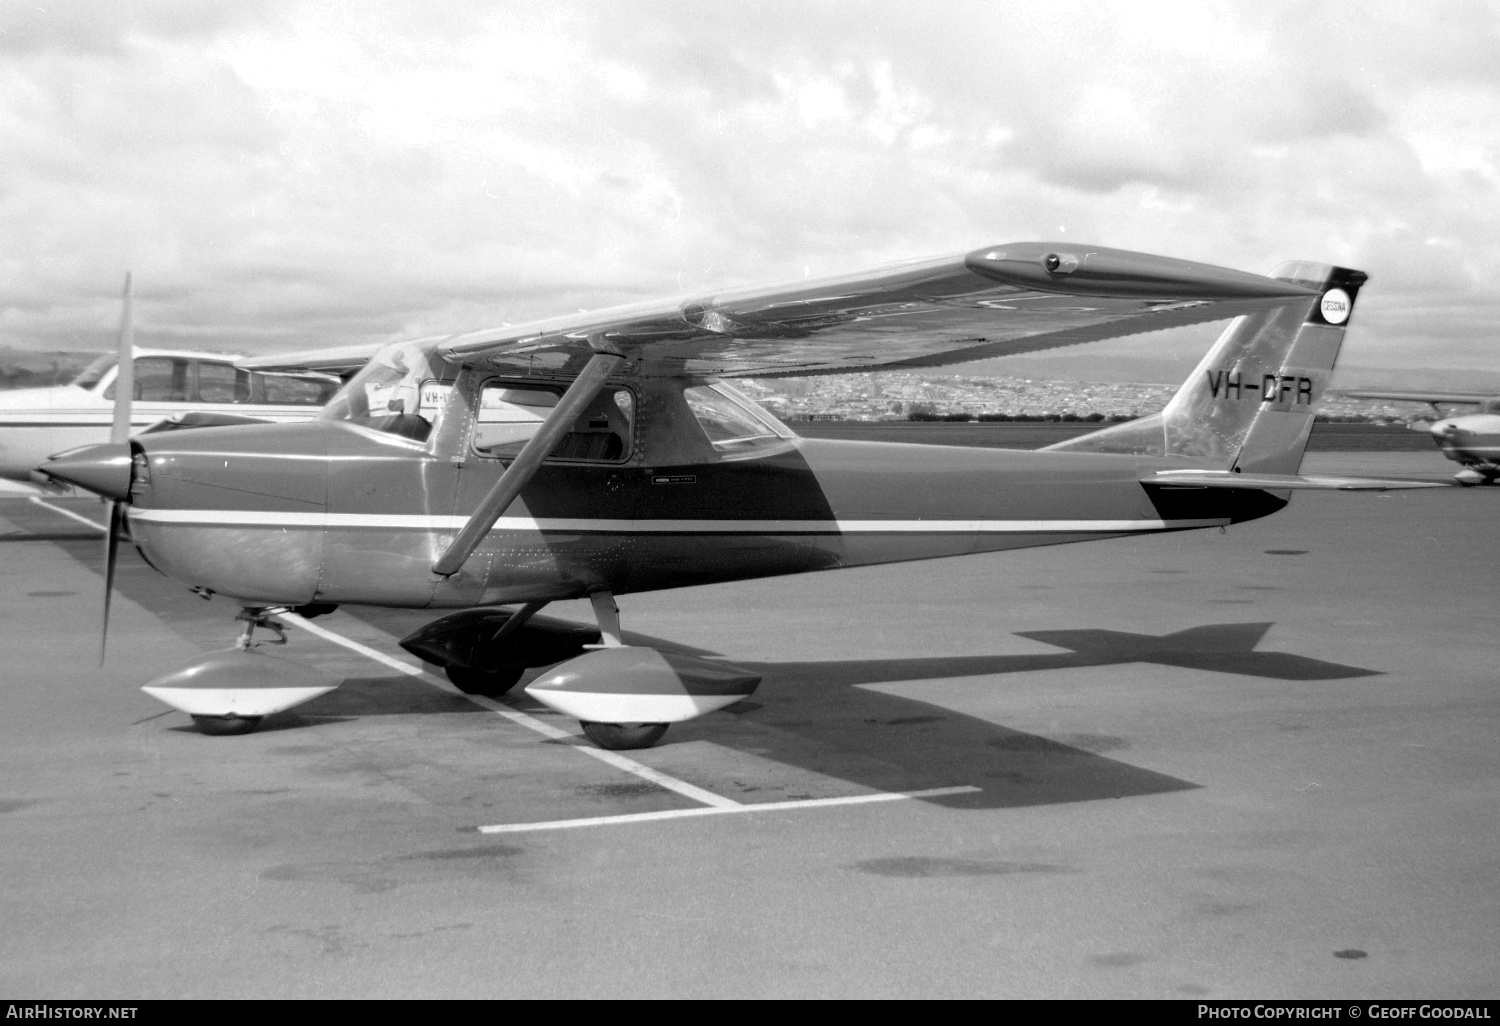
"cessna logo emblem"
1206,370,1315,405
1320,288,1351,325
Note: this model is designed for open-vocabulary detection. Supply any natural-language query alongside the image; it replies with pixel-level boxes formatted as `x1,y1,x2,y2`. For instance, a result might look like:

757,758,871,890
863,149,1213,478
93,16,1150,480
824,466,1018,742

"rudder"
1046,262,1368,474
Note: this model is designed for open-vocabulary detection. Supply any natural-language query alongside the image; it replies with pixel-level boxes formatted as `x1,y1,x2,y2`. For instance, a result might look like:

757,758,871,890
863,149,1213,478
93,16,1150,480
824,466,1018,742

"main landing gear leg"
189,606,291,735
575,591,670,751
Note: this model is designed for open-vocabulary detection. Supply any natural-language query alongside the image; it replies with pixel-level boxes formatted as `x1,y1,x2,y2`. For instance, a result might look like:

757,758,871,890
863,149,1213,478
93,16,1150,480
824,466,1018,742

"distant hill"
934,321,1500,391
0,347,103,390
960,349,1500,393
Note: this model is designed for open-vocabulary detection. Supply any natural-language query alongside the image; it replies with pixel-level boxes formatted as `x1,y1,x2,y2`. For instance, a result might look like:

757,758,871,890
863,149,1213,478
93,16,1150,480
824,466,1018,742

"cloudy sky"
3,0,1499,379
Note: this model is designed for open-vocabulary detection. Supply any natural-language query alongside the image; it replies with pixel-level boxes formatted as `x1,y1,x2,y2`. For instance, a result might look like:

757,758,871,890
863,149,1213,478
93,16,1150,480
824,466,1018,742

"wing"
236,341,391,378
1340,390,1492,406
430,242,1317,378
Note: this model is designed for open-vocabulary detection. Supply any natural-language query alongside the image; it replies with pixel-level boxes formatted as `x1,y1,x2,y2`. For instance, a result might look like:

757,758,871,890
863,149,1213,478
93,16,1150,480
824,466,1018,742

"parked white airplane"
1343,389,1500,485
0,347,343,484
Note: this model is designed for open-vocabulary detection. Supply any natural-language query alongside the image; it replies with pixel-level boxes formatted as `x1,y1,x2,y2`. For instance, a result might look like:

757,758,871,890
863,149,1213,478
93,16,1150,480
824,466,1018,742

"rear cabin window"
683,383,794,457
468,383,634,462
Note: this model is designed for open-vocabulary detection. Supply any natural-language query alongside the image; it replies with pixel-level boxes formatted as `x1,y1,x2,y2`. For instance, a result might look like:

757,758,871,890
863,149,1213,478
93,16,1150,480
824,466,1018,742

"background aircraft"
42,242,1445,748
0,347,343,485
1342,389,1500,484
0,280,379,488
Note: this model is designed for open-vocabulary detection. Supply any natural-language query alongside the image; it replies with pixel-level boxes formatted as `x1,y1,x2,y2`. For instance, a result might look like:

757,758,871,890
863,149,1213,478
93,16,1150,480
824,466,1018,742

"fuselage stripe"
126,509,1226,533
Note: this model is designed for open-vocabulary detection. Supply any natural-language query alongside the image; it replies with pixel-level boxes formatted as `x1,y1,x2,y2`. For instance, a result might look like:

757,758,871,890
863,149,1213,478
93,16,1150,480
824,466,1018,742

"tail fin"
1046,262,1367,473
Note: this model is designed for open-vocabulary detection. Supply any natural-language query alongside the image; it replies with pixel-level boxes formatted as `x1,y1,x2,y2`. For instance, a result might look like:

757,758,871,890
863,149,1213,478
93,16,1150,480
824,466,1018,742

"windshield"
71,354,116,389
321,342,447,440
323,343,439,420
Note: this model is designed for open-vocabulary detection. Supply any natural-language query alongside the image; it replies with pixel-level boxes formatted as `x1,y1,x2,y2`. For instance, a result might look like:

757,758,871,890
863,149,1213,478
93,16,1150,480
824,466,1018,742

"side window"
196,362,250,403
104,357,189,401
683,383,794,456
471,383,633,462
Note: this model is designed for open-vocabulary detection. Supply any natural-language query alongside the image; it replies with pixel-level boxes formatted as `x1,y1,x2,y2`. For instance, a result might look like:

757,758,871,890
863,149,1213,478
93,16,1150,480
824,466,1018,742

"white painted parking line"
281,612,983,831
474,786,983,834
29,496,107,533
281,612,740,810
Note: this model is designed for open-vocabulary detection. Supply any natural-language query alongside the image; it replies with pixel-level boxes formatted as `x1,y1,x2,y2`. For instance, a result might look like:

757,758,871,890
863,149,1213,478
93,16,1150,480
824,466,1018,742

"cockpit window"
470,383,633,462
197,362,251,403
72,354,116,389
683,382,794,457
104,357,190,401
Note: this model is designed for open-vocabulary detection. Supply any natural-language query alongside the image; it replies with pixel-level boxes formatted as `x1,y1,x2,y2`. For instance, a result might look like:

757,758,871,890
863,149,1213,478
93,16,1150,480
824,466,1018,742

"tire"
580,721,669,751
191,714,263,736
445,663,526,696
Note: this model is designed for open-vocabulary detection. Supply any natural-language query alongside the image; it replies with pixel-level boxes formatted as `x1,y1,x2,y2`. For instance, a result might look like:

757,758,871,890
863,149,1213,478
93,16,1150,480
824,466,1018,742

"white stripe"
28,497,107,533
279,613,740,810
130,508,1224,534
474,786,981,834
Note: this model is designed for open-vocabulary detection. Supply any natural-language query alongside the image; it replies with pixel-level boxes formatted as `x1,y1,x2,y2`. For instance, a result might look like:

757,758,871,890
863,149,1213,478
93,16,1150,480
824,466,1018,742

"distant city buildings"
735,372,1412,423
0,352,1441,425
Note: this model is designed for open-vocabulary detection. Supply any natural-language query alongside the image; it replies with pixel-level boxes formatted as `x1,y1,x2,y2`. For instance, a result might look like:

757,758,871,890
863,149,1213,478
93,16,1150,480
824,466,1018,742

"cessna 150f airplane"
1342,389,1500,485
41,242,1444,749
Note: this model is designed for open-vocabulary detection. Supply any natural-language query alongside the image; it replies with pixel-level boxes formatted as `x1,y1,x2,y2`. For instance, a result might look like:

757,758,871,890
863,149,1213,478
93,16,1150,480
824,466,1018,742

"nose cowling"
40,443,134,500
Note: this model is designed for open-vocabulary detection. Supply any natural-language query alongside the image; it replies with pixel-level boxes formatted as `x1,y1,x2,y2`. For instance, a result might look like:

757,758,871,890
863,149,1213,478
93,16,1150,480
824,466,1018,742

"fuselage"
0,349,337,481
117,416,1285,608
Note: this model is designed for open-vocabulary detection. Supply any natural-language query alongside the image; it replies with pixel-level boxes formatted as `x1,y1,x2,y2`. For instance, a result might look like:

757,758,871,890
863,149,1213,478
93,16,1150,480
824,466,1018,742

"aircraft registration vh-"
40,242,1446,749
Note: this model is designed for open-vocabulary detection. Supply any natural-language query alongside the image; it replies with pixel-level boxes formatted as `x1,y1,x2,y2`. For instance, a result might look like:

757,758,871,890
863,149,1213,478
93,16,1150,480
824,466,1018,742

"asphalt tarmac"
0,451,1495,999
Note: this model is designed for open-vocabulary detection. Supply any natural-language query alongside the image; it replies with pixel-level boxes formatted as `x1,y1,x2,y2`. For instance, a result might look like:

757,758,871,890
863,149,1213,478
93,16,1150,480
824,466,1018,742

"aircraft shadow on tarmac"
660,621,1380,810
306,613,1382,812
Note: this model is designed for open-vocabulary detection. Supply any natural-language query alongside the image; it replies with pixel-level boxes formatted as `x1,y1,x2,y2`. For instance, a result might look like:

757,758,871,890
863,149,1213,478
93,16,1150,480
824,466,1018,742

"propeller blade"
111,272,134,445
100,499,124,664
101,272,134,663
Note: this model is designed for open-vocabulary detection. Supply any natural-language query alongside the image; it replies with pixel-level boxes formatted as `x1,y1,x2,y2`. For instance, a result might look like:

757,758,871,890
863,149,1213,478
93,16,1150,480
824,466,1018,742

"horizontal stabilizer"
1142,469,1448,491
1340,390,1490,406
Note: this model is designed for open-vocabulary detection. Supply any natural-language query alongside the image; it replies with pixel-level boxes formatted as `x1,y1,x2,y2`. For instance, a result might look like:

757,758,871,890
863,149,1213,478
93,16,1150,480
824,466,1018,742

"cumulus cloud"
0,0,1498,376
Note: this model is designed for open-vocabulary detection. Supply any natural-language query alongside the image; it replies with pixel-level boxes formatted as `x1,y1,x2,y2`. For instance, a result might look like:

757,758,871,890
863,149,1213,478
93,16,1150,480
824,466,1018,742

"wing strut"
431,351,624,577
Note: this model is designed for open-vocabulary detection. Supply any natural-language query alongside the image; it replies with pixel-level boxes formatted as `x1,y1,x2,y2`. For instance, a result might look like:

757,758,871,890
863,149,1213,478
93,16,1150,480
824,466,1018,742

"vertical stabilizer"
1045,263,1367,474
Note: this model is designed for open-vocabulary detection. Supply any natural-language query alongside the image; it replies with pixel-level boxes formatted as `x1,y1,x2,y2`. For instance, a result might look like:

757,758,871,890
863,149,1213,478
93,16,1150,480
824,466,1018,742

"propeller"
100,272,134,663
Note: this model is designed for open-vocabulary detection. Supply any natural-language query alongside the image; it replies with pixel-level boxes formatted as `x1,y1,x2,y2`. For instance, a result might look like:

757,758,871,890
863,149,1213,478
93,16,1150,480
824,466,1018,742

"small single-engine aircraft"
1342,389,1500,485
0,345,344,486
42,242,1446,748
0,348,343,484
0,277,377,488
